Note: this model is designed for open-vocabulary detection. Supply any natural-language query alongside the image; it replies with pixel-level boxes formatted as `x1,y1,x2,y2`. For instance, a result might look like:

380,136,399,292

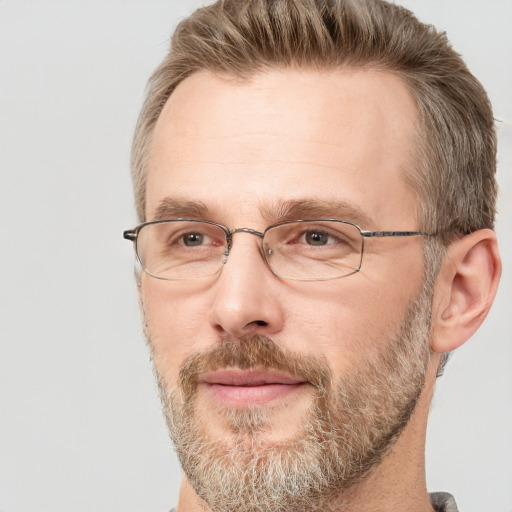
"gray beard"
150,287,432,512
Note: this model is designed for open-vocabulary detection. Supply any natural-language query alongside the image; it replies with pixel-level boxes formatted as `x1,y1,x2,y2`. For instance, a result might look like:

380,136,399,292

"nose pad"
220,228,266,269
221,248,230,266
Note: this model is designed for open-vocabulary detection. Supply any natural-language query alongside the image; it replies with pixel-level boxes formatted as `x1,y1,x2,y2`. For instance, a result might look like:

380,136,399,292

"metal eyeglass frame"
123,218,432,281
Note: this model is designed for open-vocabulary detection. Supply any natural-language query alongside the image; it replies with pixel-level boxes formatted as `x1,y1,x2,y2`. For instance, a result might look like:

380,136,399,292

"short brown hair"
131,0,497,240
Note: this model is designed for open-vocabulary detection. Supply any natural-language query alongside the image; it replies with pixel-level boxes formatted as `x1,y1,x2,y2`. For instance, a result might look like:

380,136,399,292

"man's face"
142,69,432,510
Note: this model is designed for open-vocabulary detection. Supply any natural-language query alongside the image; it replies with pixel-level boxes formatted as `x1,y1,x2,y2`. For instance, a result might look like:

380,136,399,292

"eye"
162,222,226,250
267,221,359,254
181,232,205,246
303,231,332,246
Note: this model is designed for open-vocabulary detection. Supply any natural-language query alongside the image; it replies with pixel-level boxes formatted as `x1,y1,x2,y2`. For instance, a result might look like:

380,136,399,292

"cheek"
282,267,421,372
141,277,213,384
285,292,391,362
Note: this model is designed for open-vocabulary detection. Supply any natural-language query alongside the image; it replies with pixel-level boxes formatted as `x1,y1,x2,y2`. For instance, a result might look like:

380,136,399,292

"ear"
430,229,501,354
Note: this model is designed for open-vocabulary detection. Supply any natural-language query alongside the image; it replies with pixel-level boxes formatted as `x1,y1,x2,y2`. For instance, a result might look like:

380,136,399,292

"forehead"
146,68,419,227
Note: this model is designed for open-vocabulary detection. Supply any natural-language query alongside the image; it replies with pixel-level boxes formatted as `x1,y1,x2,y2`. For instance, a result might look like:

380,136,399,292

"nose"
207,231,286,338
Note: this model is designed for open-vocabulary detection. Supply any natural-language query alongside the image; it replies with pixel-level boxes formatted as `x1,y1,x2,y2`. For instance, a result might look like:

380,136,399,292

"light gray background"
0,1,510,511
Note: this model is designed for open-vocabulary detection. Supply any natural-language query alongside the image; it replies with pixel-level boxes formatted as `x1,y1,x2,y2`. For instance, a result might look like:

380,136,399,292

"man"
124,1,502,511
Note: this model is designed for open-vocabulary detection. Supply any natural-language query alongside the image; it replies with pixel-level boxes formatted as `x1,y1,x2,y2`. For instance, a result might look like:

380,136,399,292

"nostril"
254,320,267,327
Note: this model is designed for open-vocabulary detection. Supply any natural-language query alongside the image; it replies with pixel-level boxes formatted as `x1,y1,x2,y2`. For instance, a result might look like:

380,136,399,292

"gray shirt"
430,492,460,512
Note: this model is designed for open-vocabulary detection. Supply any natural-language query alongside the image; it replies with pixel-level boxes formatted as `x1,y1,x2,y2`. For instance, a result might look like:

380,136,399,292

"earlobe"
430,229,501,354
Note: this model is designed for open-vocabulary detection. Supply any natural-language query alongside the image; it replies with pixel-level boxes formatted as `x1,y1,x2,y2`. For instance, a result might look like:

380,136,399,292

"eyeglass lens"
135,220,363,281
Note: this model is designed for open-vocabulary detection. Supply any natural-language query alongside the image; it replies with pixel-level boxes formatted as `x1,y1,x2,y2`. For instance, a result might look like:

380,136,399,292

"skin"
140,68,501,512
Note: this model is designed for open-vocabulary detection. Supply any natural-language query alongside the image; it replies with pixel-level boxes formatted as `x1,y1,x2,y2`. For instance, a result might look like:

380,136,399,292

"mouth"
200,369,307,407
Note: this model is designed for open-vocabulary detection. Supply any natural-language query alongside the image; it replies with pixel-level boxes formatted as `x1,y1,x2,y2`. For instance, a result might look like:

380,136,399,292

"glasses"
123,219,430,281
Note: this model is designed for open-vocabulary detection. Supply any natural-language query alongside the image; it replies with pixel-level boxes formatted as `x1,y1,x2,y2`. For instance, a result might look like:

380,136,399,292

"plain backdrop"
0,1,511,511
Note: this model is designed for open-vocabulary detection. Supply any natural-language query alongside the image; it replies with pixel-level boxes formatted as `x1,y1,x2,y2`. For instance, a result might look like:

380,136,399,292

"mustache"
178,334,332,400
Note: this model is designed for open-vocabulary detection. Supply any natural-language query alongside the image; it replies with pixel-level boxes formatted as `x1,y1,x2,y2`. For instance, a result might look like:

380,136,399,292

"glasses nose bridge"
224,227,265,255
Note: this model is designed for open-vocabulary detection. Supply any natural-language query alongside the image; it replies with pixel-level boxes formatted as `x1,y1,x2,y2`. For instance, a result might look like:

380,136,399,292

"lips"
200,369,307,406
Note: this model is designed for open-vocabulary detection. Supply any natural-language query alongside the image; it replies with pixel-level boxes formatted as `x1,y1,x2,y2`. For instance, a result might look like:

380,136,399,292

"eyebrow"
151,196,377,229
261,199,378,229
152,198,210,221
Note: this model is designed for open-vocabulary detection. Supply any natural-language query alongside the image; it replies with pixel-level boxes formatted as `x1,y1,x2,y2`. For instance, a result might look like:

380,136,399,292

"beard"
149,286,433,512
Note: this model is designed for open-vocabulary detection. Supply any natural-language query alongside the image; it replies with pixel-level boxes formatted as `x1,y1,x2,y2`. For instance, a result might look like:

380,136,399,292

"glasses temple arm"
360,230,432,238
